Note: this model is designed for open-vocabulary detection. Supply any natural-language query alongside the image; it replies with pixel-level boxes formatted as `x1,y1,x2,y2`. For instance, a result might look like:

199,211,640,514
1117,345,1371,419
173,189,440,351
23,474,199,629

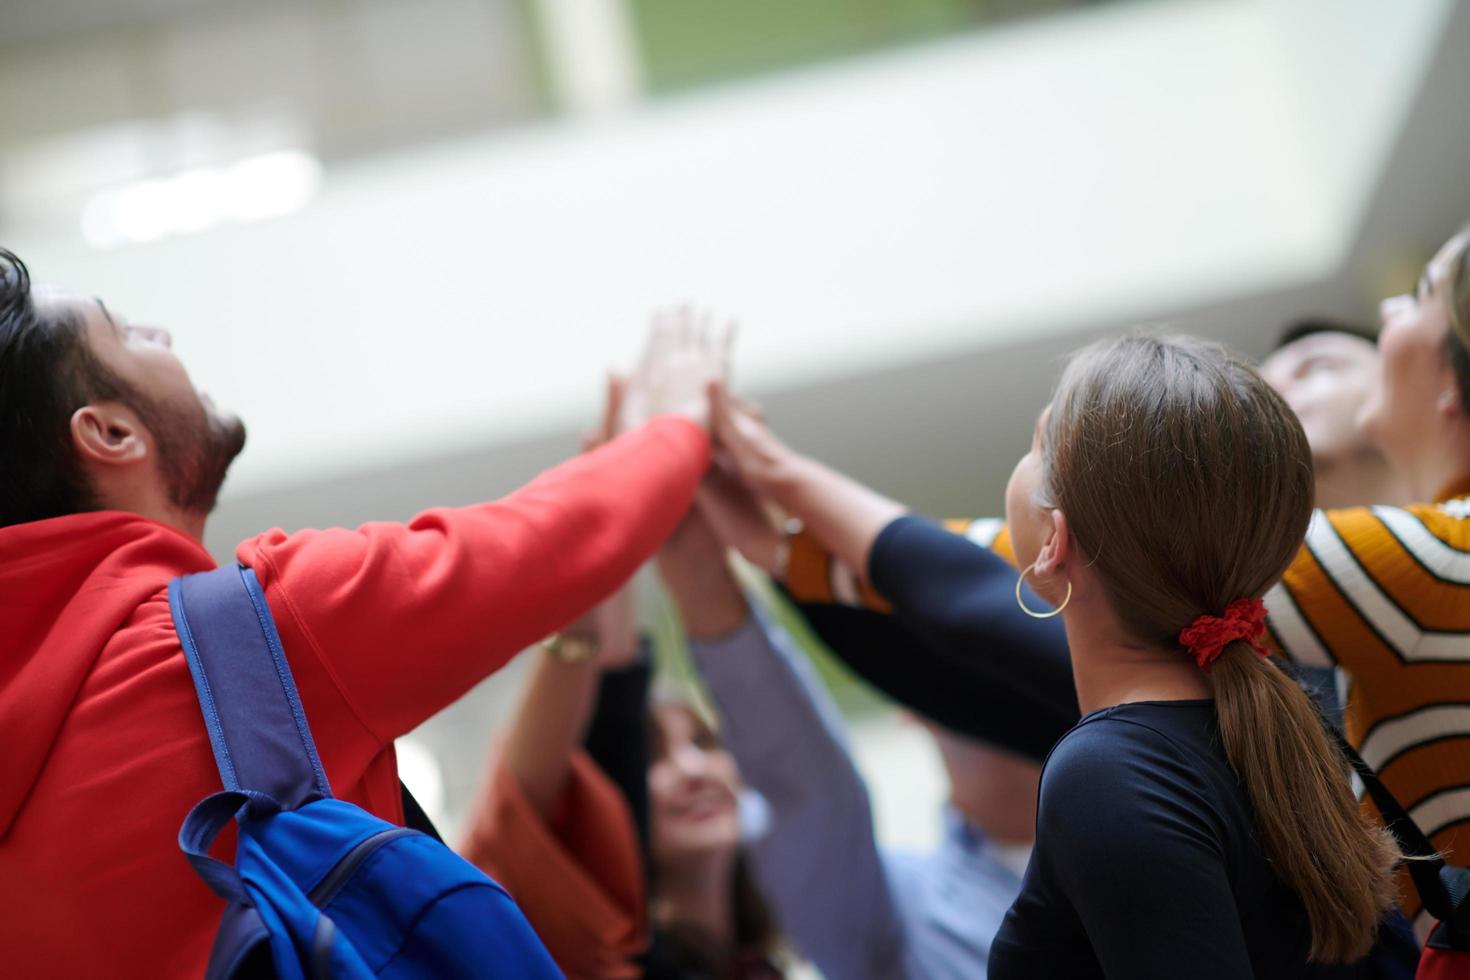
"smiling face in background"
647,703,742,876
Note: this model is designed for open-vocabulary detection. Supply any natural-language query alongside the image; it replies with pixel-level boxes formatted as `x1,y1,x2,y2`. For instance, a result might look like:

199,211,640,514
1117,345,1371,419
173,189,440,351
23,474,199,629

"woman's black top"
987,699,1357,979
582,647,654,854
784,515,1417,977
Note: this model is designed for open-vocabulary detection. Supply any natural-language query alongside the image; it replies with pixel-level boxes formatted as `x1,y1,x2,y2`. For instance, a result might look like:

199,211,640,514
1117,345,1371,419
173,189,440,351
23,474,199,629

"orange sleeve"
784,517,1011,610
990,524,1017,566
785,528,837,604
460,745,647,980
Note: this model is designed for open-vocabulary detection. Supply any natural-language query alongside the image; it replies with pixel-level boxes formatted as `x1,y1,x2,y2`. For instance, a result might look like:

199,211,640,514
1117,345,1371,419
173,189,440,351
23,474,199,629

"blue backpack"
169,564,564,979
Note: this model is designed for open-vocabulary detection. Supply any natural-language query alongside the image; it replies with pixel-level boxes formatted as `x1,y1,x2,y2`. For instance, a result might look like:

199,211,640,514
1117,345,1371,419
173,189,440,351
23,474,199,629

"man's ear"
71,403,148,467
1034,509,1072,576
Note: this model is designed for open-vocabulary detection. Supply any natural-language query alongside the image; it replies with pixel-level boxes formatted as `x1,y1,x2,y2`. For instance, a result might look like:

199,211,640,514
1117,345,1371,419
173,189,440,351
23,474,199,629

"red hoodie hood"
0,511,214,838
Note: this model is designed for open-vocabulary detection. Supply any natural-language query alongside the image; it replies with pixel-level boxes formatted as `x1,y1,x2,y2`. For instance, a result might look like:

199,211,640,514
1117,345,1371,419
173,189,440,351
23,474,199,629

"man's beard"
132,393,247,514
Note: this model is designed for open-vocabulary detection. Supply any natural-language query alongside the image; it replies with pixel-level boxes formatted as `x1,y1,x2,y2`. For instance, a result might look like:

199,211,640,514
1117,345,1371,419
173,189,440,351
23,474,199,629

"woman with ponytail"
703,334,1399,976
979,334,1396,975
701,227,1470,948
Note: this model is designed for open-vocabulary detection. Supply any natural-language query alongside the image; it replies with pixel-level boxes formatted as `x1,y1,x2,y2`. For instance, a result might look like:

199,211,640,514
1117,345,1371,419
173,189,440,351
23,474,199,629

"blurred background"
4,0,1469,849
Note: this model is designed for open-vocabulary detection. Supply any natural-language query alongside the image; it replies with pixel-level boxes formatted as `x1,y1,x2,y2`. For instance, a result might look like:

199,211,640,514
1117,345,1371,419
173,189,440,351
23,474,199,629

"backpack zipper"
312,913,337,979
308,827,417,907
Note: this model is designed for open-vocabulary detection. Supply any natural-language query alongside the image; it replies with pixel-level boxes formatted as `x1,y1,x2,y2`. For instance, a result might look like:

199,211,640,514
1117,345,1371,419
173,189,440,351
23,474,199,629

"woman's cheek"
714,754,741,795
1005,459,1041,569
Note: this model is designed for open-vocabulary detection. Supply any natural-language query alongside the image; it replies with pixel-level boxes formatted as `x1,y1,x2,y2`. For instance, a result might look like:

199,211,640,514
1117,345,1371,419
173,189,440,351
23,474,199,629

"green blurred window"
628,0,1100,94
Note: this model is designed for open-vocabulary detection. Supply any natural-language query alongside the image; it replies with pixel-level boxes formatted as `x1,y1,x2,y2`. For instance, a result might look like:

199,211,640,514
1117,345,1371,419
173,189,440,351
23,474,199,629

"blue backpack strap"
169,564,331,807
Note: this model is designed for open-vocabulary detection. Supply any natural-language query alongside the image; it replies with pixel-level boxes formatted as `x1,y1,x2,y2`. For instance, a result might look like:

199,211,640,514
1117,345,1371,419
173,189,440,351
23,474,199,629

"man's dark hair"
1274,317,1379,351
0,248,129,527
1446,230,1470,420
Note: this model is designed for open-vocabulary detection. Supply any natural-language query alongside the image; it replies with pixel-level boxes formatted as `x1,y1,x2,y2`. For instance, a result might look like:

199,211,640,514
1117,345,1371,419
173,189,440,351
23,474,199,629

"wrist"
681,602,751,642
541,631,599,665
762,451,816,510
667,580,750,641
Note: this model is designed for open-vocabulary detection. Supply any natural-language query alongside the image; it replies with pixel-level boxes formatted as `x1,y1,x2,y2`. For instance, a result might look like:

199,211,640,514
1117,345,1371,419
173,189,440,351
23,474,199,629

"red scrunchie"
1178,598,1270,672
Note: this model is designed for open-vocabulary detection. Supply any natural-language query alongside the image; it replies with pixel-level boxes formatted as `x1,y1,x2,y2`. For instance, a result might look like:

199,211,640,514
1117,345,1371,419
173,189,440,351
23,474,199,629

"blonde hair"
1041,334,1398,963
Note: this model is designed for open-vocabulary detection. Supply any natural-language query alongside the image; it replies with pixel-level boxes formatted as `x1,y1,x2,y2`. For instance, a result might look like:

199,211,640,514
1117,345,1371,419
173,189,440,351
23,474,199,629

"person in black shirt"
703,334,1400,977
996,699,1334,978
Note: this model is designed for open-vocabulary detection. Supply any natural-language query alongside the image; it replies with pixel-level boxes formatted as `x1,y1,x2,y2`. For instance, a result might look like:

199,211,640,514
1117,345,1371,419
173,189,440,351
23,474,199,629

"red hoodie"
0,416,708,977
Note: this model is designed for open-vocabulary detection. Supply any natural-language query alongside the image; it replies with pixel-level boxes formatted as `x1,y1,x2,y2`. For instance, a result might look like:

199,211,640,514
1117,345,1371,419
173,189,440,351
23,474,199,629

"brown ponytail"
1212,645,1397,962
1041,334,1398,963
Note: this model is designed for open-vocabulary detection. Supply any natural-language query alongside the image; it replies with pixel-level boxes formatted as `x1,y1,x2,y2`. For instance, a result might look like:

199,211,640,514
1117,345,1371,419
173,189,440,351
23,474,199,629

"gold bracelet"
542,632,598,664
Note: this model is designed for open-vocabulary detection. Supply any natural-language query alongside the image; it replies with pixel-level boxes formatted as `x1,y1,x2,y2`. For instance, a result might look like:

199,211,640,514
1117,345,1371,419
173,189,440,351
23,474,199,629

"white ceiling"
0,0,226,39
0,0,1465,540
9,0,1458,498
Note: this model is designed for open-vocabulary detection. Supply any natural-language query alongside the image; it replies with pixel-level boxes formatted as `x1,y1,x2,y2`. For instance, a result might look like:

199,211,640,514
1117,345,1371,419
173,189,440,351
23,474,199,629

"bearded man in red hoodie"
0,248,717,976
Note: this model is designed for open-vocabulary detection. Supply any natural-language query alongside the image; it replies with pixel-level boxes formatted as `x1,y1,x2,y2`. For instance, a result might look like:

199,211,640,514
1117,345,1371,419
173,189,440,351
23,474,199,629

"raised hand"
695,459,785,576
706,379,802,509
619,306,734,432
708,378,906,579
570,373,640,669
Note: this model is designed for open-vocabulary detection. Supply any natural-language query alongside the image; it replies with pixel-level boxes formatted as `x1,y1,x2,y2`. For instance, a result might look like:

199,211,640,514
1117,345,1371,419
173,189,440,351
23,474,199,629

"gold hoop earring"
1016,561,1071,619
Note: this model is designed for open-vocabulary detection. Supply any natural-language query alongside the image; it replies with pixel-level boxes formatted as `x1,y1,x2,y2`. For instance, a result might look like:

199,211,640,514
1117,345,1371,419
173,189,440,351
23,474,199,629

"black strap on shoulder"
1328,727,1470,930
400,783,443,843
1331,728,1441,860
